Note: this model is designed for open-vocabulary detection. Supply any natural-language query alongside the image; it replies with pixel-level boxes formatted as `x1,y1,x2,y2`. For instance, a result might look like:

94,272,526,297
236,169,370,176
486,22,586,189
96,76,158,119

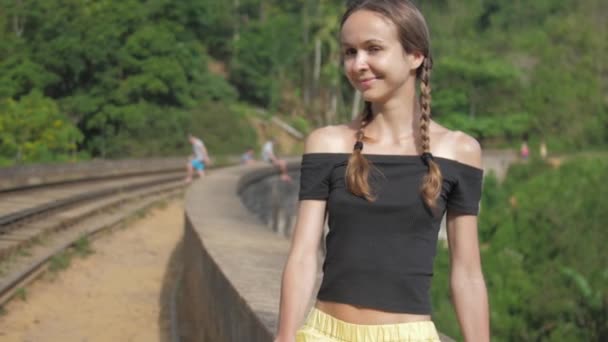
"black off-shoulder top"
298,153,484,314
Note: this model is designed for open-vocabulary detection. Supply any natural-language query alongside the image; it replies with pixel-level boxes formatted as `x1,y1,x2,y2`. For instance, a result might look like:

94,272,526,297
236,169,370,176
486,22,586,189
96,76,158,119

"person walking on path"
520,140,530,160
185,134,211,183
262,138,293,182
241,147,256,165
275,1,489,341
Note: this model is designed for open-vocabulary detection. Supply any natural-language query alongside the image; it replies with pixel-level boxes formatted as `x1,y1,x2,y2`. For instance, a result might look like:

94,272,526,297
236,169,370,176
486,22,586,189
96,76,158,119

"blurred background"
0,0,606,341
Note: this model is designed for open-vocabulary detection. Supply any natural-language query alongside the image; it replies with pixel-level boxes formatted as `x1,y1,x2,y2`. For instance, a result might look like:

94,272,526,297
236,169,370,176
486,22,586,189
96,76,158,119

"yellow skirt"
296,308,441,342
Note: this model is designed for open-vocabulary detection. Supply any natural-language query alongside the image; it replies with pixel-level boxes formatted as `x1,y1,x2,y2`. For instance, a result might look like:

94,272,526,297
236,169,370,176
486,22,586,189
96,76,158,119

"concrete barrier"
178,163,291,341
0,158,185,192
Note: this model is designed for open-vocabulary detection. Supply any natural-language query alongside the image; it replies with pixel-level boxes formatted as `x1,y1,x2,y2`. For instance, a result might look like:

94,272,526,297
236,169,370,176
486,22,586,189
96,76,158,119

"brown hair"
342,0,443,210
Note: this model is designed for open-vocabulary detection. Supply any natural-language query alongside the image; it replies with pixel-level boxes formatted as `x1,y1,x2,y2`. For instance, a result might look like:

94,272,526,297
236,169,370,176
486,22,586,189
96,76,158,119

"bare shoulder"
449,131,482,168
434,128,482,169
304,124,353,153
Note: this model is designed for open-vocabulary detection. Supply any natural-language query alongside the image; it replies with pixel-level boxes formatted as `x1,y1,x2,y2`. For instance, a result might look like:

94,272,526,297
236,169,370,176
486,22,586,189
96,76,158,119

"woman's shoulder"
432,124,482,169
304,124,355,154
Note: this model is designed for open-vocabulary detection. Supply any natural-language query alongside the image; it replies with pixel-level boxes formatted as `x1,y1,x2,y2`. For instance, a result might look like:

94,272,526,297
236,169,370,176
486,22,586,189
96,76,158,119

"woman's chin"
361,90,387,103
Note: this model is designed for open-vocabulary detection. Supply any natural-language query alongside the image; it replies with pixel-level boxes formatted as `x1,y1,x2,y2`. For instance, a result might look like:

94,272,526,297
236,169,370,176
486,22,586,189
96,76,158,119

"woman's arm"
201,144,212,165
275,126,341,341
446,213,490,342
446,131,490,341
275,200,326,341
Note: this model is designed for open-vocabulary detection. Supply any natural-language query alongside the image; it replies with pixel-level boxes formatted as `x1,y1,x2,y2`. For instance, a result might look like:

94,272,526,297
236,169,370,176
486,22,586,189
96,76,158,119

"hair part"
342,0,443,210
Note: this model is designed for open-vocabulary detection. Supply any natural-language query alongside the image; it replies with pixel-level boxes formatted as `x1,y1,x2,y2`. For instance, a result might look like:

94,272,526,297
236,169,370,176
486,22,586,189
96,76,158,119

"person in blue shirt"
241,147,256,165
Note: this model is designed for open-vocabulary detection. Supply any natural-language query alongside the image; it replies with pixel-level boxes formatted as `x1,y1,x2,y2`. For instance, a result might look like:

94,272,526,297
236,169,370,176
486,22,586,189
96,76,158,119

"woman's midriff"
315,300,432,325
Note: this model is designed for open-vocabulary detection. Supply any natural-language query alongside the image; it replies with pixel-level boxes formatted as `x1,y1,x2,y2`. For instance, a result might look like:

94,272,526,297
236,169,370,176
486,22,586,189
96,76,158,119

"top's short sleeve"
447,165,484,215
299,154,334,200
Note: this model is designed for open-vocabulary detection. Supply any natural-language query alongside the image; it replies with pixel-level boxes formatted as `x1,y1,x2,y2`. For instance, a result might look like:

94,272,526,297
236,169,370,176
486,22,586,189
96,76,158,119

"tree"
0,91,83,164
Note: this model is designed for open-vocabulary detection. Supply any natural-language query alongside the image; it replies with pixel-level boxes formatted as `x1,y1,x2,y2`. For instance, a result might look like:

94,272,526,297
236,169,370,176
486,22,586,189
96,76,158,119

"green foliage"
15,287,27,302
0,91,83,164
433,157,608,341
49,251,71,273
288,116,313,135
439,112,532,143
0,0,239,161
1,0,605,162
428,0,607,149
74,236,94,257
230,11,304,108
188,102,258,156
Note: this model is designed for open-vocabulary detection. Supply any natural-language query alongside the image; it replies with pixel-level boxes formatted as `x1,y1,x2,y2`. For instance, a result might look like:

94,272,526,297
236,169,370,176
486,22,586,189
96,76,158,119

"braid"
419,57,443,211
346,101,375,201
419,58,432,153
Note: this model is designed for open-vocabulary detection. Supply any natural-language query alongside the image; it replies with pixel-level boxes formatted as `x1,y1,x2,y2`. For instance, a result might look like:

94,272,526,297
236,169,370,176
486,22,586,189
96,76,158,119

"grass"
48,236,95,274
15,287,27,301
73,236,93,257
17,248,32,258
48,251,71,273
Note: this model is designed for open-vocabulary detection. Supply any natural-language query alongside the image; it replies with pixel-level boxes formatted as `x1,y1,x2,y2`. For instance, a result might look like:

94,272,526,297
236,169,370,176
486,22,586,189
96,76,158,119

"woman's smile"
359,77,378,89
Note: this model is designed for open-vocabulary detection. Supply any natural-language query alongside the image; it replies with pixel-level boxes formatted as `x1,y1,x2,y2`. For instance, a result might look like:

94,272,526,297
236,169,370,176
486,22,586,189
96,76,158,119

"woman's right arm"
275,126,342,341
275,199,327,341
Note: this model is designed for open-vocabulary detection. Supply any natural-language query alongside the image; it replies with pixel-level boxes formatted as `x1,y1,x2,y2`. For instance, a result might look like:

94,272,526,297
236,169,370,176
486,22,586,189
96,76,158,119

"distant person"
185,134,211,183
262,139,292,182
520,140,530,160
241,147,256,165
539,140,548,159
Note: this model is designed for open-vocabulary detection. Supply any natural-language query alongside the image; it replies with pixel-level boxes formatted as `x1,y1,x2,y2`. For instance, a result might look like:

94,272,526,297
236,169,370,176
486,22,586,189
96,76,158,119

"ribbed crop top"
298,153,484,314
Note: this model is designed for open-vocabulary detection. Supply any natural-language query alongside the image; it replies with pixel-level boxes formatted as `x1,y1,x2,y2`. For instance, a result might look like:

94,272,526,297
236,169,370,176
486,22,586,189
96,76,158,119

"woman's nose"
354,53,369,71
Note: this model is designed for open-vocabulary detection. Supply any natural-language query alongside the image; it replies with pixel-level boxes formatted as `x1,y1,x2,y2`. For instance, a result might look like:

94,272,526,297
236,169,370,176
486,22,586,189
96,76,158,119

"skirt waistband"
302,307,440,341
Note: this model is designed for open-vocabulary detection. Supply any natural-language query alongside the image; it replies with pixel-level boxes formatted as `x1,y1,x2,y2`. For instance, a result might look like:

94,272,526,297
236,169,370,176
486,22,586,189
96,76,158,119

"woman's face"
341,10,422,103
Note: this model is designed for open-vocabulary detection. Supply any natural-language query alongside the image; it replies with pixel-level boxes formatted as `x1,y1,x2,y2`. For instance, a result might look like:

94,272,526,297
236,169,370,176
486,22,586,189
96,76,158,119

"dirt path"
0,200,184,342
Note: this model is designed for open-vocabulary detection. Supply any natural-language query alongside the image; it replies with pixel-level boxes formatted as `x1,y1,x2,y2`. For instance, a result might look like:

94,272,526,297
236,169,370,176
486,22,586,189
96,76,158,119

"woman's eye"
368,46,382,53
344,49,356,57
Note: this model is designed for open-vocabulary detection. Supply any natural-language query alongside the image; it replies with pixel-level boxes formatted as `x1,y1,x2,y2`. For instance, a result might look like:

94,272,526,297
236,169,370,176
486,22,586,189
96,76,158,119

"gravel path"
0,200,184,342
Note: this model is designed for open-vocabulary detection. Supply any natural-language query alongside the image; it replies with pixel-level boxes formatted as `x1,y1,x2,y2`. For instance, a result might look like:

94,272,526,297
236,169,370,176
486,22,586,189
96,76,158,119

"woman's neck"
367,97,421,144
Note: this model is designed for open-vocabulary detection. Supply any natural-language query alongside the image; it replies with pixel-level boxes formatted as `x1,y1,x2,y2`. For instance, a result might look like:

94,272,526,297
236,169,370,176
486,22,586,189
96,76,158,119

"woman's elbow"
451,262,485,283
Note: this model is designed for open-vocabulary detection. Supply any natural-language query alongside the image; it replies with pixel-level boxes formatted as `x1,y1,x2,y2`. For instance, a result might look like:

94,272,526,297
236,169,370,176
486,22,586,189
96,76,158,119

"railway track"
0,166,189,305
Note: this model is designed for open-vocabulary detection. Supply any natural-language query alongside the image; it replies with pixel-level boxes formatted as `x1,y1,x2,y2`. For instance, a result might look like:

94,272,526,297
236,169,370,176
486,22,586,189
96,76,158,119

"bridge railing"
178,163,289,341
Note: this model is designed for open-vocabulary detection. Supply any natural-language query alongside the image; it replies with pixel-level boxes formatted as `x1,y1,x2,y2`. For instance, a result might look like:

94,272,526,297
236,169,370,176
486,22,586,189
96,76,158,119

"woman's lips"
359,77,377,89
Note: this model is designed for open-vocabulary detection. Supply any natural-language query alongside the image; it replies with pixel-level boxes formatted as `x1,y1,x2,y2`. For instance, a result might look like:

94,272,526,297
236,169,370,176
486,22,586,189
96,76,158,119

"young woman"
275,1,489,341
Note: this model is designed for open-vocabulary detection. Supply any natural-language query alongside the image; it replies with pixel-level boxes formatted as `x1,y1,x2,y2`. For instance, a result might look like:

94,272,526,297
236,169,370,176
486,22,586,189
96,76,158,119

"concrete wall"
238,164,300,237
178,214,275,341
0,157,184,192
178,163,292,342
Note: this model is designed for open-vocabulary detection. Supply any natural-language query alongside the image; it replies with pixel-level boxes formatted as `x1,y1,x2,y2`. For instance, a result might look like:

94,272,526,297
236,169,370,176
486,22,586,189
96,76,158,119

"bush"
0,91,83,165
432,156,608,341
289,116,312,135
188,101,258,156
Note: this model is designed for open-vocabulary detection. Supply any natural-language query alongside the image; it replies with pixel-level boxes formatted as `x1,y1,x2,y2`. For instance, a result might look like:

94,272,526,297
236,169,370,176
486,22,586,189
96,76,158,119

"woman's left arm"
446,213,490,342
445,131,490,341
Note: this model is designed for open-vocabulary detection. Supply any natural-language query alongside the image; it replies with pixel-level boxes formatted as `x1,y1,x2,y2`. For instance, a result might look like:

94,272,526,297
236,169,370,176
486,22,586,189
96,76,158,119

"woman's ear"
408,51,425,70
